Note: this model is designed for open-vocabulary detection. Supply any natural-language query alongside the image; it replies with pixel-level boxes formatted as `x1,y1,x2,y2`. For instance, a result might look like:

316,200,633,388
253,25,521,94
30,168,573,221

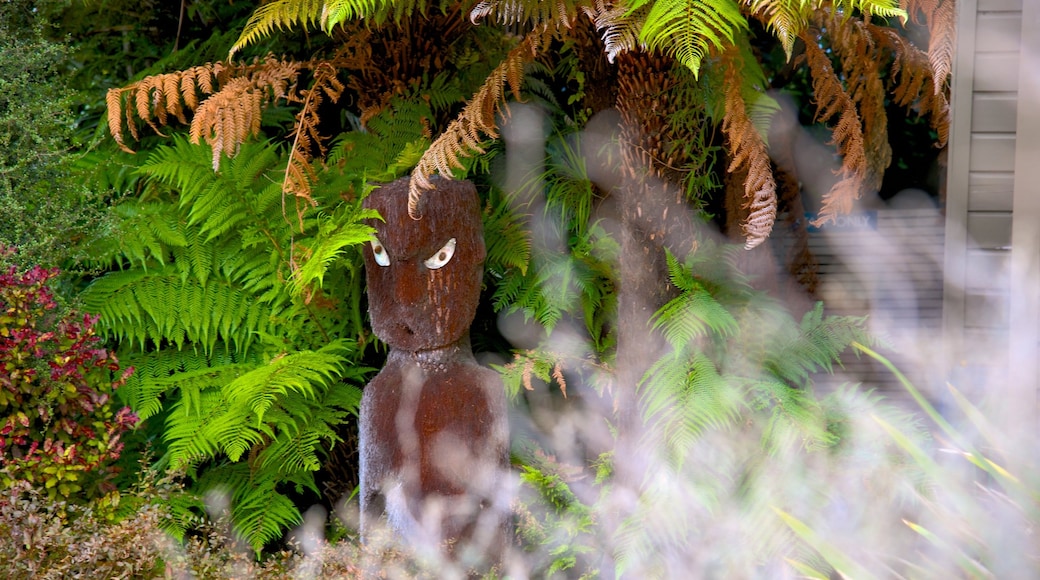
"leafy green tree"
0,0,111,269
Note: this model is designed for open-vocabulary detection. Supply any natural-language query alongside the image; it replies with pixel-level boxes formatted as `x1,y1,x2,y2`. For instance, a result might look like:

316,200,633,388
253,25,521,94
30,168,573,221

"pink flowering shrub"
0,262,137,501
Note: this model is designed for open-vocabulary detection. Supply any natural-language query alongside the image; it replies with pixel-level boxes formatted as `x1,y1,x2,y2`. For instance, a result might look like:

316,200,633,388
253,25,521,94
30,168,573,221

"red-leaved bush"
0,262,137,501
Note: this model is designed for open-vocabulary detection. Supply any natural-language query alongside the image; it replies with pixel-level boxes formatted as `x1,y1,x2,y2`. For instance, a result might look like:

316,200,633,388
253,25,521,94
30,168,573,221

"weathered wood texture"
358,177,510,565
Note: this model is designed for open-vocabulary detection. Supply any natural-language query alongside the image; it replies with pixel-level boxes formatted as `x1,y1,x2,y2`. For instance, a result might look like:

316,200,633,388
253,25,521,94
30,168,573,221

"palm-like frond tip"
744,0,812,59
720,48,777,250
230,0,326,58
589,0,647,63
470,0,579,28
637,0,746,77
408,32,543,218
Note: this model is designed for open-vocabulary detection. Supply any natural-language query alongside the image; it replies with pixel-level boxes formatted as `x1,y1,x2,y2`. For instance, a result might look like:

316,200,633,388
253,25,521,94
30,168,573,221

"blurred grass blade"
903,519,994,577
773,507,878,580
945,382,1002,450
855,342,1018,487
852,342,958,441
784,558,831,579
874,415,941,475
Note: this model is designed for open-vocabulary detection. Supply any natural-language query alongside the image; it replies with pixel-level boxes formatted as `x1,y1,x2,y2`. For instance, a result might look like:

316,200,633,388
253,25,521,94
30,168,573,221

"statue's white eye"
371,236,390,267
423,238,456,270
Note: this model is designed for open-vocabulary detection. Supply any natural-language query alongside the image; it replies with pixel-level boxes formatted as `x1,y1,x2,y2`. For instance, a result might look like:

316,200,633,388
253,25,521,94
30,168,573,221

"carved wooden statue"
359,176,509,563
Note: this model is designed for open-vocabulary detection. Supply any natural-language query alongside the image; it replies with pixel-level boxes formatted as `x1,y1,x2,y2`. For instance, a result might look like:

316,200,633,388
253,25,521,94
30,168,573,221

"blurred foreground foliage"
4,0,1028,578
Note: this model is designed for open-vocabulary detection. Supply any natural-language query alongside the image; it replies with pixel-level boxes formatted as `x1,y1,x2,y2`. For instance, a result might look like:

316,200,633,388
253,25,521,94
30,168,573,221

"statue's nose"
394,260,425,305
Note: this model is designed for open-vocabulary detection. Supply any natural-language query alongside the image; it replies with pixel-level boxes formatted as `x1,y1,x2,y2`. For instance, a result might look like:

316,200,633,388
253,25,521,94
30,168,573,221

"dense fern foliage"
78,134,389,553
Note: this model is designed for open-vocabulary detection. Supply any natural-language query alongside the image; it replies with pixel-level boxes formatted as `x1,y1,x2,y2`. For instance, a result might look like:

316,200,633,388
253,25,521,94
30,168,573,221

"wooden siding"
1009,0,1040,420
949,0,1039,418
809,209,945,392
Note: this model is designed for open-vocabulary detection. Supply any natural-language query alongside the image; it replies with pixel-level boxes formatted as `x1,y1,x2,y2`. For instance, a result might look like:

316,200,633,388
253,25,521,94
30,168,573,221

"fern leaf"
409,31,543,217
230,0,327,58
234,481,302,554
744,0,811,59
290,221,376,296
638,0,746,78
835,0,906,22
106,88,134,153
470,0,581,27
800,30,869,226
224,340,352,425
720,46,777,249
591,0,648,62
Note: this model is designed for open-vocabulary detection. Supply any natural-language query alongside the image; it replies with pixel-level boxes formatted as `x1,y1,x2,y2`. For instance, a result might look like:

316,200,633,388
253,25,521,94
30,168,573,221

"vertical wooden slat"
944,0,979,378
1010,0,1040,429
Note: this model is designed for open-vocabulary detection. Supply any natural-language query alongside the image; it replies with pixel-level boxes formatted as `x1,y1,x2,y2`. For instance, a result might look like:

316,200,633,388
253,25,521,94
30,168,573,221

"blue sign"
806,211,878,232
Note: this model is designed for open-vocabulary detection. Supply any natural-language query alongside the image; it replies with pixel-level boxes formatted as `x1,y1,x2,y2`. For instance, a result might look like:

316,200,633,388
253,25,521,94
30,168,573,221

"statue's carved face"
362,177,486,352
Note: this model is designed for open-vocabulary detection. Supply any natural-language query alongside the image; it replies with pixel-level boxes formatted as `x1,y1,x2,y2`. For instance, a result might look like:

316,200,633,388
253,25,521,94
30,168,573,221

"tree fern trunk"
612,51,697,476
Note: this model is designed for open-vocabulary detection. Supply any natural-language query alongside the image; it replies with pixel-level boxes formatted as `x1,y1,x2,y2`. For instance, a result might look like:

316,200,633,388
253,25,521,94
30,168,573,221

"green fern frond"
639,352,742,462
636,0,747,77
835,0,906,22
139,136,286,244
483,194,532,275
761,302,871,386
745,0,812,59
163,388,230,469
289,208,378,295
82,267,277,354
652,250,739,347
224,339,353,424
230,0,327,58
121,349,251,420
197,462,304,555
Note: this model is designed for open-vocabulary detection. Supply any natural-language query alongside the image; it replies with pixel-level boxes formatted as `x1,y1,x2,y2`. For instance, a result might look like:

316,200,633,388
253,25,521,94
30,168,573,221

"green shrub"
0,261,138,503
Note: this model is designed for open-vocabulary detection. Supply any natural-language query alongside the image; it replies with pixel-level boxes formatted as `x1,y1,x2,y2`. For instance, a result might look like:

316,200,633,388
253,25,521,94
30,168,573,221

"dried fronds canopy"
107,56,353,213
104,0,953,244
108,57,302,169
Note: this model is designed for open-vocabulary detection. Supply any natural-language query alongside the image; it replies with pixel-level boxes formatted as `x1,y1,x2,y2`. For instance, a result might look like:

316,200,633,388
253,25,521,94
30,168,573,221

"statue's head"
362,176,486,352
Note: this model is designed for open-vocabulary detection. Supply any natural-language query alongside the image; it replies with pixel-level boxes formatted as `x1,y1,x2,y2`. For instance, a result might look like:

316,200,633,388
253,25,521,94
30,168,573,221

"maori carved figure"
359,176,510,562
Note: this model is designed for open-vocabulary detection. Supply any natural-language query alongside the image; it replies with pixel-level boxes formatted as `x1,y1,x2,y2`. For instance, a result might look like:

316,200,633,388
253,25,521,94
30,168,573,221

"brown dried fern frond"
721,48,777,250
824,12,890,191
106,57,305,169
190,57,301,170
106,63,229,154
901,0,955,94
874,23,950,146
408,32,544,218
283,62,345,223
801,28,869,226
